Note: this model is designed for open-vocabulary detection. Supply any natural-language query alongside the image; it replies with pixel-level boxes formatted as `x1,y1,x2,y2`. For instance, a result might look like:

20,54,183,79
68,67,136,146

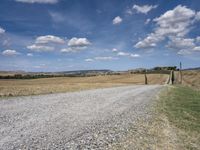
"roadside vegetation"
157,86,200,149
112,85,200,149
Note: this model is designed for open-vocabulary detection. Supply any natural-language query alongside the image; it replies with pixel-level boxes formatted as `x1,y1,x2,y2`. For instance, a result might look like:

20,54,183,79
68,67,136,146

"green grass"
161,86,200,132
159,86,200,149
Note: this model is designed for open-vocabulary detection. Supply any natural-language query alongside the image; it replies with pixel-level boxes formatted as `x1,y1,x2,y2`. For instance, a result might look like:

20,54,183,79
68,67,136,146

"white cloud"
61,46,87,53
193,46,200,51
117,52,130,56
113,16,122,25
177,49,192,55
61,37,91,53
27,53,33,56
85,58,94,62
49,12,65,22
27,35,66,52
145,18,151,24
95,56,117,61
34,64,46,69
196,36,200,43
167,37,195,50
15,0,58,4
2,50,20,56
68,37,91,47
0,27,5,34
117,51,140,58
134,5,199,52
135,33,163,48
130,54,140,58
112,48,140,58
35,35,65,44
195,11,200,21
126,9,133,15
133,4,158,14
27,44,54,52
112,48,118,52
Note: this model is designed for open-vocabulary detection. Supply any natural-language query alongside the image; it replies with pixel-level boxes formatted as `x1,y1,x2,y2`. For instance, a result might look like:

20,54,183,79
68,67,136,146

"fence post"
144,70,148,85
171,70,174,85
179,62,182,84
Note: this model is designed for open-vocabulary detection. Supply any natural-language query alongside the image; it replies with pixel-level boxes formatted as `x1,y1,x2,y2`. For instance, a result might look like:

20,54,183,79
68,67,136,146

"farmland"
0,73,168,97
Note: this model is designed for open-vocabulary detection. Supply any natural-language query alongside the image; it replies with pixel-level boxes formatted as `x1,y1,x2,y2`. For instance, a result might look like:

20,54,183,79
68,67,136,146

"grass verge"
157,86,200,149
111,86,200,149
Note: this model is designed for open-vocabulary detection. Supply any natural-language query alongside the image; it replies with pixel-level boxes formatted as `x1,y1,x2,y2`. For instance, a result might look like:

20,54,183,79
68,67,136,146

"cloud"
68,37,91,47
61,37,91,53
112,48,118,52
117,52,130,56
0,27,5,34
27,53,33,56
133,4,158,14
35,35,65,44
49,12,65,23
2,50,20,56
196,36,200,43
177,49,192,55
126,9,133,15
145,18,151,24
130,54,140,58
167,37,195,50
27,35,66,52
135,33,163,48
61,46,87,53
85,58,94,62
34,64,46,69
195,11,200,21
117,51,140,58
111,48,140,58
113,16,123,25
134,5,200,54
15,0,58,4
193,46,200,51
95,56,117,61
27,44,54,52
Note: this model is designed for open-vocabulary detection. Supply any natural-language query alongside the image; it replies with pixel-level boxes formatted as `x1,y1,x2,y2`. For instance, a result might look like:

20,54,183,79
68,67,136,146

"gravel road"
0,85,163,149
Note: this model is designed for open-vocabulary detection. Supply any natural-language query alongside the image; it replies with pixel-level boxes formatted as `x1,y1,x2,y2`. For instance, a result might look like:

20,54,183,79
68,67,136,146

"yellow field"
175,70,200,89
0,74,168,97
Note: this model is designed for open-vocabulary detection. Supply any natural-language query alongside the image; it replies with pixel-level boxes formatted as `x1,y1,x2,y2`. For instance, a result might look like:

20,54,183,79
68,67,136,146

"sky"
0,0,200,72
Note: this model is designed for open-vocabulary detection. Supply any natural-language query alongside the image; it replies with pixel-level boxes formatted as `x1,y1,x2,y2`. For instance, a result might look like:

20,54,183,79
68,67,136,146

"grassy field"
175,70,200,89
0,73,168,97
182,70,200,89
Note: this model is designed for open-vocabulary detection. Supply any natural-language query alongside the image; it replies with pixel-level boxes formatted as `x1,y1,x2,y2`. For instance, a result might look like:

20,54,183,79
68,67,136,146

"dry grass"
175,70,200,89
182,70,200,89
0,73,168,97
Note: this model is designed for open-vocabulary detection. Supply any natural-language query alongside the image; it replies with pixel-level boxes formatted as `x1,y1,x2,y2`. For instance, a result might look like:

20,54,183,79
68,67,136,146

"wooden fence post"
145,70,148,85
179,62,182,84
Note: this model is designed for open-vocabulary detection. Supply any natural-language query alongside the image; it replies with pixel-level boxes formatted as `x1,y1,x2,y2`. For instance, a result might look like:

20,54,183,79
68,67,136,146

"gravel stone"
0,85,163,149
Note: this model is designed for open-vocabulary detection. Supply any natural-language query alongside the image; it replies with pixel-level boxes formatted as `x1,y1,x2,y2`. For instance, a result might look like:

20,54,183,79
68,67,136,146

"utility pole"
180,62,182,84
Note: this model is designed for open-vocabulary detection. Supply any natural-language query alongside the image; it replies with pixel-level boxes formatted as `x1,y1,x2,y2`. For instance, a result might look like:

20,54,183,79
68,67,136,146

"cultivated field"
0,73,168,97
181,70,200,89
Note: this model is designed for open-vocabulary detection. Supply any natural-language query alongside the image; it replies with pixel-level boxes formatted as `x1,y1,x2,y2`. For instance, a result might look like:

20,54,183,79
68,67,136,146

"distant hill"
183,67,200,70
58,70,112,75
0,69,114,79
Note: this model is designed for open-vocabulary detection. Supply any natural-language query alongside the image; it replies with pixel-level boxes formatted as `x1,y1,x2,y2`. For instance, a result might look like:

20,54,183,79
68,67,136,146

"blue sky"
0,0,200,72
